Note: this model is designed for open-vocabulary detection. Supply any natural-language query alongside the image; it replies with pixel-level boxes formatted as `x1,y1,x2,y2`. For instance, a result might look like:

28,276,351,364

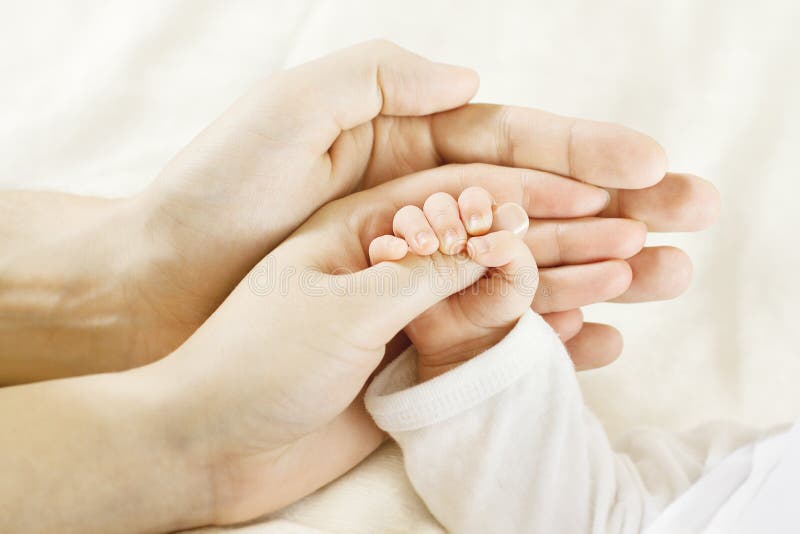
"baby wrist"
366,310,559,433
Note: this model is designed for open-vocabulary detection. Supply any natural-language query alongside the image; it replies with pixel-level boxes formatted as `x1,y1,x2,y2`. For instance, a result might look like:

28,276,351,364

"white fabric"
3,2,800,532
649,423,800,534
366,310,798,533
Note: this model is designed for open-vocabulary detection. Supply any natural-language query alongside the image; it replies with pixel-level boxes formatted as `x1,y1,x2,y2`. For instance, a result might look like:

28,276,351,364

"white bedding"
3,1,799,532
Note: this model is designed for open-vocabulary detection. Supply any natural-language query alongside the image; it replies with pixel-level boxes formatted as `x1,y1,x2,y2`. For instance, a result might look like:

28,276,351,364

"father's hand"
135,39,718,370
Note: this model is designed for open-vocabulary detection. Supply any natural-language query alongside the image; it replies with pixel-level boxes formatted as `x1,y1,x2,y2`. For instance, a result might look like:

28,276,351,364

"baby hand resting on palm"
368,186,537,381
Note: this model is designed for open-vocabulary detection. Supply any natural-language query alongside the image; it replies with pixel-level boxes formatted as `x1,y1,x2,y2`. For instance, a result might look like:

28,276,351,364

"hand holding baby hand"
152,165,598,523
369,186,536,380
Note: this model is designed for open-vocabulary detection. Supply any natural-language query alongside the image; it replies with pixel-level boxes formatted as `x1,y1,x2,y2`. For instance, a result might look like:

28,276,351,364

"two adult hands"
145,161,635,523
2,40,717,384
0,40,720,531
130,40,717,373
127,41,717,524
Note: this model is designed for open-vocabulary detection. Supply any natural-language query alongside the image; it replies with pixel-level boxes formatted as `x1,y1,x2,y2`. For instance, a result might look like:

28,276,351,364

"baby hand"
369,186,538,381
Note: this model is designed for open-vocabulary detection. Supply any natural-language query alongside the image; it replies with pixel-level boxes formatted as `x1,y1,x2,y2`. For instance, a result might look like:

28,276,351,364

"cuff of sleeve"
365,309,566,433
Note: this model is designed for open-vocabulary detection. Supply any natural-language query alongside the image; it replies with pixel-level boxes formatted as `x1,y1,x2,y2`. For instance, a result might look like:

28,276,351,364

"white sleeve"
364,310,766,534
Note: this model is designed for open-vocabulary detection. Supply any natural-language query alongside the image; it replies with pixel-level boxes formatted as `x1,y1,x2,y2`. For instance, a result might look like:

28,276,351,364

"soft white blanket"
3,1,799,532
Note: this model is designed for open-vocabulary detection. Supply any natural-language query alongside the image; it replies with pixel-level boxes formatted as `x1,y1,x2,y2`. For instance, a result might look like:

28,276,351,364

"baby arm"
364,189,766,533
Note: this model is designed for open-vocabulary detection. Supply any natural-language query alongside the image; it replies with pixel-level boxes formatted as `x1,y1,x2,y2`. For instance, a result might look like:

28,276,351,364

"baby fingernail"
493,203,529,236
415,230,435,250
442,228,463,254
466,213,490,234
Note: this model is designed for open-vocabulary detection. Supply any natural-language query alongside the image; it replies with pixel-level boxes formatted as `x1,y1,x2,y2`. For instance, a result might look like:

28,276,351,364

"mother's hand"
144,162,614,524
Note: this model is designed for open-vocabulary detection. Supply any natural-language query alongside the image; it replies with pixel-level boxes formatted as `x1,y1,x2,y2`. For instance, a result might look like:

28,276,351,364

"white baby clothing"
365,310,796,533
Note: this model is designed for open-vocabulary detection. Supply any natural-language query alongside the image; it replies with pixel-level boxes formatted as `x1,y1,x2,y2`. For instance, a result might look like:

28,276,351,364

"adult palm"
138,40,718,374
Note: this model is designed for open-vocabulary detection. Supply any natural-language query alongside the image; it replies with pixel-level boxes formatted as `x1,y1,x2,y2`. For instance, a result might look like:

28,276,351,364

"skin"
370,187,536,380
0,40,721,530
0,40,719,385
147,172,615,524
0,165,714,531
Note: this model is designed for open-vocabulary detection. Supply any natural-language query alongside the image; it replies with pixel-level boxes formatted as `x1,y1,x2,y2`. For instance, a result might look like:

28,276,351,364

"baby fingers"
490,202,529,237
458,186,494,235
368,235,409,265
392,205,439,255
467,230,532,268
423,192,468,254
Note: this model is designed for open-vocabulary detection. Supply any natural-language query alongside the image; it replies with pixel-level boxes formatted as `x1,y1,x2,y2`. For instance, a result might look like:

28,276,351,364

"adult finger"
429,103,667,188
238,40,479,153
534,260,632,314
566,323,624,371
541,309,584,342
600,173,721,231
530,245,692,308
611,247,693,303
525,217,647,268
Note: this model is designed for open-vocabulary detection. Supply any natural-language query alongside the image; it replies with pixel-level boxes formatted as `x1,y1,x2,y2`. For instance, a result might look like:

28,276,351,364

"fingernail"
441,228,464,254
467,236,491,256
466,213,490,234
492,203,529,236
415,230,435,250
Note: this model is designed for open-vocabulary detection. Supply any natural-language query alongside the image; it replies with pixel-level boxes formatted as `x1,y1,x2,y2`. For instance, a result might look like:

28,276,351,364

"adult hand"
144,162,614,525
0,163,613,532
135,40,719,368
0,40,718,383
1,158,720,530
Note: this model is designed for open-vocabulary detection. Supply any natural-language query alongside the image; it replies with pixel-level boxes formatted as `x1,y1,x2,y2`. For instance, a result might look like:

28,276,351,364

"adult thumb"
233,39,480,152
336,252,487,350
